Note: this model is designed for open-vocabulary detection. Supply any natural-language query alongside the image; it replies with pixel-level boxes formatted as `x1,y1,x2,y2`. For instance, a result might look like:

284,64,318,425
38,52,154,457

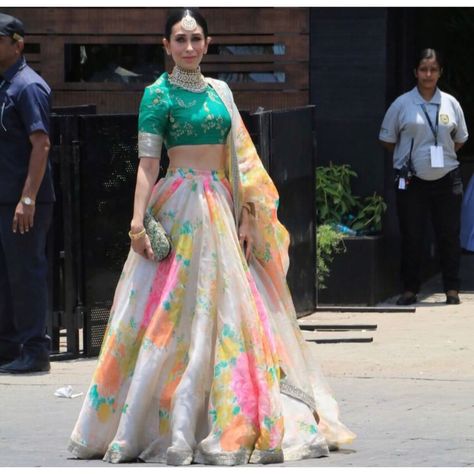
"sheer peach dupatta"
208,77,356,449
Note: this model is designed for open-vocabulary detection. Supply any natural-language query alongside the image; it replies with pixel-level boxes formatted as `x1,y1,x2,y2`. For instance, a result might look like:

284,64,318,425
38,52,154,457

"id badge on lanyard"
421,103,444,168
430,145,444,167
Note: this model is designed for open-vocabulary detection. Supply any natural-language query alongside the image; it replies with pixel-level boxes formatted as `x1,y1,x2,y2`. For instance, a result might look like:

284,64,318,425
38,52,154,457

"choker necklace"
169,65,207,93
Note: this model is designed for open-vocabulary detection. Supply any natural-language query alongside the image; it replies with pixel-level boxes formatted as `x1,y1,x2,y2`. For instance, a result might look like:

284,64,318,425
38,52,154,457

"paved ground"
1,255,473,468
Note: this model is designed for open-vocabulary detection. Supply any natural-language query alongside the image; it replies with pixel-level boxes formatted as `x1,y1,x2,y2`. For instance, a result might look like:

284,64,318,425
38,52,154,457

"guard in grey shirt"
379,48,468,306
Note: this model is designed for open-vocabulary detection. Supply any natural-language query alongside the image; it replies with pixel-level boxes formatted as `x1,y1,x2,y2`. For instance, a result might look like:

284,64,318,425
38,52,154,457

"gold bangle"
128,228,146,240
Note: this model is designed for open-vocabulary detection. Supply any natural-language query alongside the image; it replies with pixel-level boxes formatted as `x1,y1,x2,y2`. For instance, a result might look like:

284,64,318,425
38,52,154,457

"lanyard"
420,103,440,146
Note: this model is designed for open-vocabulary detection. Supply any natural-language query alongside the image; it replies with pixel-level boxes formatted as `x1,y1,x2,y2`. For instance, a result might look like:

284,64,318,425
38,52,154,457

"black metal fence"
48,106,316,357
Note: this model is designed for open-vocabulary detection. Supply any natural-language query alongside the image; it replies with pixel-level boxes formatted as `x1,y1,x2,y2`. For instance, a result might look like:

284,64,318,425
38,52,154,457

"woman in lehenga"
68,8,355,466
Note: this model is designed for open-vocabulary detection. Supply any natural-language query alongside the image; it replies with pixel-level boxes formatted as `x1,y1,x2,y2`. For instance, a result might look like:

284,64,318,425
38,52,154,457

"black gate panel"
48,105,97,357
78,114,139,356
257,106,316,315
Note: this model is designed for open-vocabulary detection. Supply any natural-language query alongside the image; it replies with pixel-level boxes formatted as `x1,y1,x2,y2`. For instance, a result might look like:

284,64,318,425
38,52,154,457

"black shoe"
396,293,417,305
0,355,16,366
0,353,50,374
446,293,460,305
0,348,21,366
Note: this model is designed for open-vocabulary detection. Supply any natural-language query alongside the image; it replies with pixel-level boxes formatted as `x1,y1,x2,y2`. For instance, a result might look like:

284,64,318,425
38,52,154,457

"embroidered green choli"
138,73,231,155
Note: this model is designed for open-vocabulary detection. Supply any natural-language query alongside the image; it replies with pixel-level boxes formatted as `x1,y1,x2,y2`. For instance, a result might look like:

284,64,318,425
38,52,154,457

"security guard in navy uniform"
0,13,55,373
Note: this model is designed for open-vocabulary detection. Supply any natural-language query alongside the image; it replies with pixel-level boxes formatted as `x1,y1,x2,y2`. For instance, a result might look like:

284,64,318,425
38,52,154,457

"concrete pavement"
1,255,473,467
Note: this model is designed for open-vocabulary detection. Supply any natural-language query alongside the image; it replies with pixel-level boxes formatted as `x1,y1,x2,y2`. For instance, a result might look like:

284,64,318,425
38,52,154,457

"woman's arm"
453,99,468,153
379,140,395,154
130,157,161,259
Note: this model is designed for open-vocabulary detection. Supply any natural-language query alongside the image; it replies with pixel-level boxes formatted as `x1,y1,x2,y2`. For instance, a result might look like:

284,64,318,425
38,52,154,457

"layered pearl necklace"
169,65,207,93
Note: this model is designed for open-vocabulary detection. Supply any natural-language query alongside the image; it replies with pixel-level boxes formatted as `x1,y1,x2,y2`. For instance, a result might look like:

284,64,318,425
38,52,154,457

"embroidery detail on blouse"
175,96,197,109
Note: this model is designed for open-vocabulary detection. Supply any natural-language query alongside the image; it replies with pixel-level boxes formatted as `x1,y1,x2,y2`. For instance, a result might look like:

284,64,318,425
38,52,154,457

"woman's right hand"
131,232,155,260
129,157,161,261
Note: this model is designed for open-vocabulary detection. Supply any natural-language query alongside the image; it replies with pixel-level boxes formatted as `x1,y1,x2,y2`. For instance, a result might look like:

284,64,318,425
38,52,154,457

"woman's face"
163,20,210,71
414,57,442,90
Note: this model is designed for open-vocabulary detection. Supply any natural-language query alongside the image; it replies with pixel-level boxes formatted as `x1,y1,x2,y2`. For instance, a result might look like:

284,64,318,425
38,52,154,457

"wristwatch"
21,196,35,206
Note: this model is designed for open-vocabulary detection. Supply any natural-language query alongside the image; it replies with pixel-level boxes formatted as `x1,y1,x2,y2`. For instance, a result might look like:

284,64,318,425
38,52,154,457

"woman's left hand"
238,209,253,262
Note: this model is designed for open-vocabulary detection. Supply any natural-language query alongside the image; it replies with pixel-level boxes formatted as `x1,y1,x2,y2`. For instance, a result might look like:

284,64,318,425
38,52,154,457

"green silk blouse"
138,73,231,156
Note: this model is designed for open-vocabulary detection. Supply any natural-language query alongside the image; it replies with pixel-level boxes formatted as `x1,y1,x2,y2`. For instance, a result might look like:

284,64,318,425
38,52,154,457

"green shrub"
316,163,358,226
315,163,387,287
316,163,387,235
350,193,387,234
316,224,345,288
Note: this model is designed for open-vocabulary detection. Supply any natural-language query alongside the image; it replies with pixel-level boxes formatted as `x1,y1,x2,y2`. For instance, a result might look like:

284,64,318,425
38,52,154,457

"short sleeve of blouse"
379,98,401,143
453,99,469,144
138,84,169,158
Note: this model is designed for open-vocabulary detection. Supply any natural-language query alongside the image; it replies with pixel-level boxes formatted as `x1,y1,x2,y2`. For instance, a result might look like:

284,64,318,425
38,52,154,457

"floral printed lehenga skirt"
68,167,355,465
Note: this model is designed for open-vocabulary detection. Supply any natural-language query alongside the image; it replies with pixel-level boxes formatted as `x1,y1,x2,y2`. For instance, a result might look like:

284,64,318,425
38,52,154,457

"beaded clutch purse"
144,210,172,261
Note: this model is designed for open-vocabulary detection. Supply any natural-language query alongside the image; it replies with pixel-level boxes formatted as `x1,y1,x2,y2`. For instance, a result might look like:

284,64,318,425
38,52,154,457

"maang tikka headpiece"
181,10,197,31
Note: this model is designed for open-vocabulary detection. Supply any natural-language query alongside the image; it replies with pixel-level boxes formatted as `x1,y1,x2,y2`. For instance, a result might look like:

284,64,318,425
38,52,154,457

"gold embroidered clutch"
144,210,172,261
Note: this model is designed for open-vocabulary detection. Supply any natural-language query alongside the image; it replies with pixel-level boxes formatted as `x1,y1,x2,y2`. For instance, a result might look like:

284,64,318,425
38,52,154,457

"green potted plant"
349,193,387,235
316,163,388,306
316,163,358,227
316,162,387,235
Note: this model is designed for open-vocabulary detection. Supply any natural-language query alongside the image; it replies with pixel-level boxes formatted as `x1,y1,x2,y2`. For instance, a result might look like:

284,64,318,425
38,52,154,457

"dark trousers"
395,168,463,294
0,204,53,360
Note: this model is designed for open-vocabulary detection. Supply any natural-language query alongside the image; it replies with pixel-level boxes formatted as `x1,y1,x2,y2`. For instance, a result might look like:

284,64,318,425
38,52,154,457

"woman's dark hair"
414,48,444,70
165,8,209,40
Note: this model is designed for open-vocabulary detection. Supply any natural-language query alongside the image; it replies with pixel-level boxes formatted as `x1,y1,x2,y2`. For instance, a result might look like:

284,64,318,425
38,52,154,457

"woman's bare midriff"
168,144,226,170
